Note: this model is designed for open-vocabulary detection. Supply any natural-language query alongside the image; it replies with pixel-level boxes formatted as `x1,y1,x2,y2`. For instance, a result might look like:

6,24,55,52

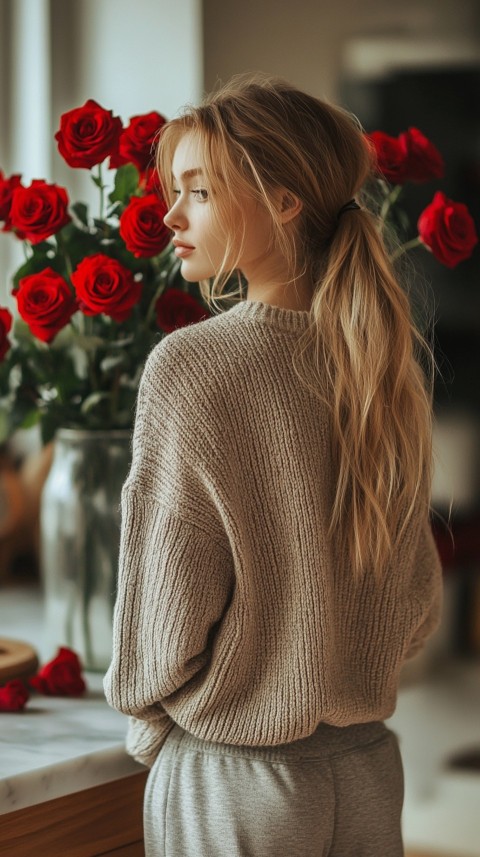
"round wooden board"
0,637,39,683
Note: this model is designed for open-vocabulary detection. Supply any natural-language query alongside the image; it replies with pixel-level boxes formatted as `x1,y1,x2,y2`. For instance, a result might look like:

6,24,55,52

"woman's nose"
164,201,187,231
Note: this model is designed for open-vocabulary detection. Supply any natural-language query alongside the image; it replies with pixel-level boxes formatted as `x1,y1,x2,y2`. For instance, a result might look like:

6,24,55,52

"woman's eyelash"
171,188,208,200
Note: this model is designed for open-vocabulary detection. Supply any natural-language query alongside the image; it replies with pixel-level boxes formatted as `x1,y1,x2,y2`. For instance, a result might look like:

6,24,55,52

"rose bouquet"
0,99,210,443
0,113,477,447
366,126,478,268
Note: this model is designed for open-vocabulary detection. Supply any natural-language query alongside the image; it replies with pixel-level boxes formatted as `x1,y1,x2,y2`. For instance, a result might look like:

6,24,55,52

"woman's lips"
173,241,195,258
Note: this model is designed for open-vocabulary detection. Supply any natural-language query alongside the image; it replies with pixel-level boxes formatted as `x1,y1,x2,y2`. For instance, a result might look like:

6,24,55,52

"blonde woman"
104,74,443,856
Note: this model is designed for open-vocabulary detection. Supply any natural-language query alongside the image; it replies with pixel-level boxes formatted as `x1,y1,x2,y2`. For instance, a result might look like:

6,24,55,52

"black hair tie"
337,199,361,219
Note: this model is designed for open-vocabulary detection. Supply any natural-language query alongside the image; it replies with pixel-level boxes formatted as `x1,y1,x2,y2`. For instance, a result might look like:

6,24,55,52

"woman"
104,73,442,856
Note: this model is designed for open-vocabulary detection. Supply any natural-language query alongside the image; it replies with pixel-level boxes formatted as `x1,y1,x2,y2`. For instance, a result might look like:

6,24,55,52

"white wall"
0,1,10,170
0,0,203,303
49,0,203,234
203,0,480,100
52,0,202,121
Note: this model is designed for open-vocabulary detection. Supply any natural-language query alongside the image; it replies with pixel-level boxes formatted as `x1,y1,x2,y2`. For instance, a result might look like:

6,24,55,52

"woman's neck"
246,274,314,311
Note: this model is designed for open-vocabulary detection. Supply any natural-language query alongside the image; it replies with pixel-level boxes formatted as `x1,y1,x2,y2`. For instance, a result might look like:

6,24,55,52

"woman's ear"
278,189,303,224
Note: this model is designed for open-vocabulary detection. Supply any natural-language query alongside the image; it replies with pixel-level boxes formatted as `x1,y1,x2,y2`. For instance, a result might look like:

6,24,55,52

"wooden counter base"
0,770,149,857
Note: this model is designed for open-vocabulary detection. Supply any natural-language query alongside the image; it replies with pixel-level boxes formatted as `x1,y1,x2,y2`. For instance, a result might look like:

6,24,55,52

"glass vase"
39,428,131,672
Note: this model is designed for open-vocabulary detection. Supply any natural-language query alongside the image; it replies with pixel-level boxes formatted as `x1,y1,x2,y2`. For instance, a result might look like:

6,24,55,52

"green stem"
56,231,74,279
97,164,104,221
109,367,121,423
390,236,423,262
71,309,86,337
380,184,403,224
143,251,180,328
145,265,176,328
85,315,99,389
70,312,98,390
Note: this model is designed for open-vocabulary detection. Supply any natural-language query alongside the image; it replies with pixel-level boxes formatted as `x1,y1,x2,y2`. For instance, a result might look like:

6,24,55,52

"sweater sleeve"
103,337,234,765
103,490,234,762
405,513,443,659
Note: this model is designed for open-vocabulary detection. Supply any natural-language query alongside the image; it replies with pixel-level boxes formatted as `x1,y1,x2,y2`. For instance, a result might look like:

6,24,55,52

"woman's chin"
179,262,215,283
178,264,199,283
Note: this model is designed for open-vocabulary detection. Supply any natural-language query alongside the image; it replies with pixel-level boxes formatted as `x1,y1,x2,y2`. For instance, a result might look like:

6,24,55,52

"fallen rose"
29,646,87,696
0,679,30,711
418,191,478,268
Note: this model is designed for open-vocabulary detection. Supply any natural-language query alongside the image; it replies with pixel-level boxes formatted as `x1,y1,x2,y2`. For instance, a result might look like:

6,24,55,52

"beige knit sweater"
103,298,443,768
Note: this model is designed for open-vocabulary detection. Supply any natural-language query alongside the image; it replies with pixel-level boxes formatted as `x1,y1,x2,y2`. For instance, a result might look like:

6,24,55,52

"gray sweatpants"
144,720,404,856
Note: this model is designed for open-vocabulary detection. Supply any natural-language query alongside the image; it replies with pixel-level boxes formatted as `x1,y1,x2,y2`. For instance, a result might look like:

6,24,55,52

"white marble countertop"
0,584,146,815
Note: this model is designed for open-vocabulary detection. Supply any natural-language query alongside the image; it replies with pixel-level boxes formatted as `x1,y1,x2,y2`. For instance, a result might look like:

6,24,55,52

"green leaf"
69,332,106,352
80,390,111,415
0,405,9,443
100,353,128,374
106,201,124,219
12,317,44,345
40,410,62,444
92,218,111,234
8,396,41,435
108,164,140,205
19,409,41,429
105,334,136,349
12,252,54,290
31,240,56,255
71,202,89,226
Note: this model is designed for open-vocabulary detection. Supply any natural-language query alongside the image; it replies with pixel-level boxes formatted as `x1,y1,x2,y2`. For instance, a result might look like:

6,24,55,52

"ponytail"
293,207,434,580
158,73,436,581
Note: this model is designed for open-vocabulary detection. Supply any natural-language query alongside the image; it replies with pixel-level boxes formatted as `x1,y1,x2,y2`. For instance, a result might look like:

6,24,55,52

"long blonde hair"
156,73,435,581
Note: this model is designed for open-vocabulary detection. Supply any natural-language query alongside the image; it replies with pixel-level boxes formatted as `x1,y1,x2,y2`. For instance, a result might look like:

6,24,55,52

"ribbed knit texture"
103,298,443,768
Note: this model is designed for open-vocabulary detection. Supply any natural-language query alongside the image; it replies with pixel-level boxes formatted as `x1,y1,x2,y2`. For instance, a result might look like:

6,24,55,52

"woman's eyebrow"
171,168,204,181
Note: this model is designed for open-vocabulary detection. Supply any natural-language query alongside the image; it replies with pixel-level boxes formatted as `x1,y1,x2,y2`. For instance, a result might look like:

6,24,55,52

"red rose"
0,170,23,228
119,194,170,258
29,647,86,697
0,306,13,359
9,180,71,244
366,131,410,184
399,127,444,183
71,253,142,321
0,679,29,711
114,111,167,173
14,268,77,343
55,99,123,169
418,191,478,268
140,166,162,197
155,288,210,333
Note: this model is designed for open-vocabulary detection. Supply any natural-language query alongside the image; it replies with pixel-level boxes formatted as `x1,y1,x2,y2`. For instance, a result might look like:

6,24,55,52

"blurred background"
0,1,479,854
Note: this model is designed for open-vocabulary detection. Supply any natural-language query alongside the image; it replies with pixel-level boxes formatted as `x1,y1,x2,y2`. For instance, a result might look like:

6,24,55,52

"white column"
1,0,52,305
10,0,52,181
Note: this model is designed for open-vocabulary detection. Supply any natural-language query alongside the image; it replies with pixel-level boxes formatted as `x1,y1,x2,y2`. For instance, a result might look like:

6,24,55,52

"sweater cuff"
125,715,176,768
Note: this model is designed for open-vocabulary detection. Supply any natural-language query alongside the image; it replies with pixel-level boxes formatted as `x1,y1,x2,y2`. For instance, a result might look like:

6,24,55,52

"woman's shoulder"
145,308,255,385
